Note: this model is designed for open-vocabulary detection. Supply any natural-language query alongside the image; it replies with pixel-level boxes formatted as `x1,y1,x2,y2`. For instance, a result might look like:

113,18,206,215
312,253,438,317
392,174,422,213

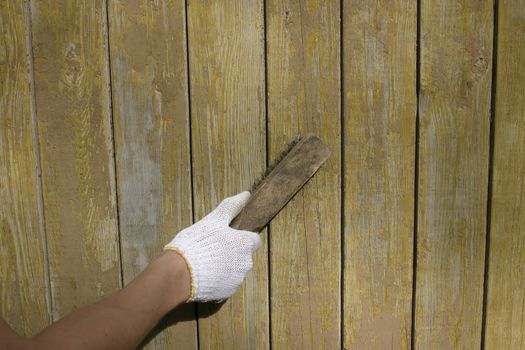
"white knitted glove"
164,191,261,302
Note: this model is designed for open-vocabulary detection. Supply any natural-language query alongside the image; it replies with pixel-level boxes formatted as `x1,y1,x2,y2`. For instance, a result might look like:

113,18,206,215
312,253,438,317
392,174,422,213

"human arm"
0,191,260,349
0,251,190,350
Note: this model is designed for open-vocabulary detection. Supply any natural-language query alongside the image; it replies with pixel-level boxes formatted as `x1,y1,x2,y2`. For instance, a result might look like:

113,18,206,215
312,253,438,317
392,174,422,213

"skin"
0,251,191,350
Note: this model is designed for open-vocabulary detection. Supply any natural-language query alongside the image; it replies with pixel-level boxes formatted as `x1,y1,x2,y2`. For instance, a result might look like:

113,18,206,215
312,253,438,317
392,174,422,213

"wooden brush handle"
230,135,330,232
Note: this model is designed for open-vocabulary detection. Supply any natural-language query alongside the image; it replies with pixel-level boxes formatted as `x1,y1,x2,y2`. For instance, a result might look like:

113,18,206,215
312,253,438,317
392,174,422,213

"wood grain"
107,1,196,349
0,0,50,336
4,1,524,348
30,0,121,319
484,0,525,348
187,0,269,348
266,0,341,348
342,0,416,348
415,0,493,348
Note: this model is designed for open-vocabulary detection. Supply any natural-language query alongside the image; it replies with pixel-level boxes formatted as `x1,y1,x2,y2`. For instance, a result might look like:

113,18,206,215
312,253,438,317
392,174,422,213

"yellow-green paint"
343,0,416,349
30,0,121,318
266,0,341,348
187,0,269,349
1,0,525,348
415,0,493,348
484,0,525,348
0,0,50,337
108,0,196,348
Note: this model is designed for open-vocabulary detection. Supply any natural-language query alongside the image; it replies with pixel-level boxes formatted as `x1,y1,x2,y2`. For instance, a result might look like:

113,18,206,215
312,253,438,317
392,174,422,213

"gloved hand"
164,191,261,302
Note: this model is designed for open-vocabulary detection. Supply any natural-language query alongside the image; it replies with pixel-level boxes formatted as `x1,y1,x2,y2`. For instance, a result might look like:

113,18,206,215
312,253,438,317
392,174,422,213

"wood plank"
342,0,416,348
0,0,50,336
107,1,196,349
187,0,268,348
266,0,341,348
30,0,121,319
415,0,493,348
484,0,525,348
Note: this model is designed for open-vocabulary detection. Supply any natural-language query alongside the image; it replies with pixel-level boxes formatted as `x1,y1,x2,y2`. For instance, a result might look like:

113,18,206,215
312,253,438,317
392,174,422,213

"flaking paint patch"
70,92,119,273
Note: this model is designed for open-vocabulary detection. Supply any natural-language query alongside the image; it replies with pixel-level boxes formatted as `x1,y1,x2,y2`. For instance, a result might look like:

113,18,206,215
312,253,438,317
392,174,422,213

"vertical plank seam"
102,0,124,289
262,0,272,349
25,0,53,324
339,0,345,348
410,0,422,347
184,0,200,348
480,0,499,348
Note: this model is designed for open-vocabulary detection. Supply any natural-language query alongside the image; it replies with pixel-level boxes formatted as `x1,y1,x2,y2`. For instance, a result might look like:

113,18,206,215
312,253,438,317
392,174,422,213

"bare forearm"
29,252,190,350
2,192,257,349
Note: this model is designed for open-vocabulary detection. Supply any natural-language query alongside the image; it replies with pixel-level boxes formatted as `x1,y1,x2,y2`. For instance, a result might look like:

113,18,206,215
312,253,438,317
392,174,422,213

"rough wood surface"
266,0,341,348
0,0,50,336
231,135,330,233
30,0,121,319
107,1,196,348
4,0,525,348
484,0,525,348
187,0,269,348
415,0,493,348
342,0,416,348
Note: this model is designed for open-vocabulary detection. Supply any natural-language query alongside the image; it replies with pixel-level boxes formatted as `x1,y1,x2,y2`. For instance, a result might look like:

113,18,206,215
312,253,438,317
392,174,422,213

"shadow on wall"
138,302,225,349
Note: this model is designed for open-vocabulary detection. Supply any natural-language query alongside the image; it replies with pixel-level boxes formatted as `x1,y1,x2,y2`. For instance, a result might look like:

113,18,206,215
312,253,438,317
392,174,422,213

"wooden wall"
1,0,524,349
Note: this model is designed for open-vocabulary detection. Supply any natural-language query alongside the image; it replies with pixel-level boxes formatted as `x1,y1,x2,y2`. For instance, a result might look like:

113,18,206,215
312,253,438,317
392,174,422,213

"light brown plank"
0,0,50,336
266,0,341,348
107,1,196,349
342,0,416,348
187,0,269,349
415,0,493,348
484,0,525,348
30,0,121,318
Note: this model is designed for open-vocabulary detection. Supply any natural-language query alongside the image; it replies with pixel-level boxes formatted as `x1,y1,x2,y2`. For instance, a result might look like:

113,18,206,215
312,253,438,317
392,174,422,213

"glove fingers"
238,231,262,252
214,191,251,223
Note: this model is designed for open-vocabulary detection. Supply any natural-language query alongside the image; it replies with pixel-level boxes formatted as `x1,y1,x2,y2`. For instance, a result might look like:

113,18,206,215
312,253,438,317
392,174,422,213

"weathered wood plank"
484,0,525,348
107,1,196,349
342,0,416,348
30,0,121,319
0,0,50,336
187,0,269,349
266,0,341,348
415,0,493,348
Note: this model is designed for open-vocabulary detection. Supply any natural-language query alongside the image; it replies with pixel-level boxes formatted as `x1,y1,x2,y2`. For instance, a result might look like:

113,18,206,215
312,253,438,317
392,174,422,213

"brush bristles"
250,135,303,192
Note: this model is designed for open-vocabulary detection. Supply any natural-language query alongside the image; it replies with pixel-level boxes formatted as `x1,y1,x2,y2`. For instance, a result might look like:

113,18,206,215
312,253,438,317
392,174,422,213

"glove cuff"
163,246,196,302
